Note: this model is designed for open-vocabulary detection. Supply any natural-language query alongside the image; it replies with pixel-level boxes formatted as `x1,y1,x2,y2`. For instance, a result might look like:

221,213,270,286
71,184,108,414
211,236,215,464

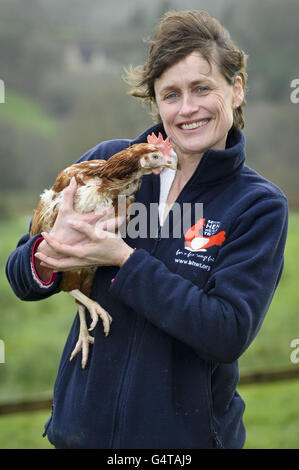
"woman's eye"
196,86,208,94
164,92,178,101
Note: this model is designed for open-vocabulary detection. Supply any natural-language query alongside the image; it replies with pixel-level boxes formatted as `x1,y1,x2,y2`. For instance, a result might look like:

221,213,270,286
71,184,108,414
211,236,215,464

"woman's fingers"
67,221,96,240
61,176,77,212
35,238,91,269
41,232,85,257
96,215,126,234
83,208,108,225
35,252,86,271
69,215,125,238
38,211,127,271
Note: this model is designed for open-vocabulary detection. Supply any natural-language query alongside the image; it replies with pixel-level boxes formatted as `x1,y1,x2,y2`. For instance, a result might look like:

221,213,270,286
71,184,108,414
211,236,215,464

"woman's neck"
162,151,202,224
174,149,203,188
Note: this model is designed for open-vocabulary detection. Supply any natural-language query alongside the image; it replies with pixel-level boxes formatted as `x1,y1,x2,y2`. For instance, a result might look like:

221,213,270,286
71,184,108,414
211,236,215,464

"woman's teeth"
180,120,209,130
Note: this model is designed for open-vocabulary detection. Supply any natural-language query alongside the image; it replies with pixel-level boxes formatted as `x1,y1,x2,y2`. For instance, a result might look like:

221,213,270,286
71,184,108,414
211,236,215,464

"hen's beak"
152,160,176,175
165,159,177,170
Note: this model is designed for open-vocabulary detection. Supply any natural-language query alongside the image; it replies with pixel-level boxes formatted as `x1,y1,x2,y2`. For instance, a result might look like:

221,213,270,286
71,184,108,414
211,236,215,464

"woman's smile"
178,119,211,131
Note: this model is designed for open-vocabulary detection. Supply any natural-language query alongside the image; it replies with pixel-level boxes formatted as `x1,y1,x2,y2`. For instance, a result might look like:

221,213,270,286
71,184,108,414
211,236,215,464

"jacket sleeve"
109,195,288,363
5,224,61,301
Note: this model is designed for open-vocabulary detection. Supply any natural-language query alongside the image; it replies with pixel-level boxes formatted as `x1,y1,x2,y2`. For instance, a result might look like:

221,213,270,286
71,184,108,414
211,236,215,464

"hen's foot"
69,289,112,336
87,300,112,335
69,305,94,368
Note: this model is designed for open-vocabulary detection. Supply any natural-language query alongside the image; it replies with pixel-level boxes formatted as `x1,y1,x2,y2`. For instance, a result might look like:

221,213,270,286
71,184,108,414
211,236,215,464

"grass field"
0,212,299,449
1,379,299,449
0,91,56,137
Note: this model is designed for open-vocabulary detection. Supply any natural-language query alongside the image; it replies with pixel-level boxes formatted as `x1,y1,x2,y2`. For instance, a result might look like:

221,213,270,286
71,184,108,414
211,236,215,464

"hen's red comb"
147,132,172,157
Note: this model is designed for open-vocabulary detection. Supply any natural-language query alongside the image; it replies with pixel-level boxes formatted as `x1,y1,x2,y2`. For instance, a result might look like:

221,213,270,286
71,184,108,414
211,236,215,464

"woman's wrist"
118,247,136,267
33,238,55,282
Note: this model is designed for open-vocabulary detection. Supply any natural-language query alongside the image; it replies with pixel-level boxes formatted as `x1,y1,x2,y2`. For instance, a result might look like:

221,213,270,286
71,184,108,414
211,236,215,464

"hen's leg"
69,303,94,369
68,290,112,369
69,289,112,334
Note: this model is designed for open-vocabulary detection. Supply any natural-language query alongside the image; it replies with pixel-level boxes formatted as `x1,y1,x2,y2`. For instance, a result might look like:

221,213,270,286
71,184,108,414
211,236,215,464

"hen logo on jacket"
184,218,226,252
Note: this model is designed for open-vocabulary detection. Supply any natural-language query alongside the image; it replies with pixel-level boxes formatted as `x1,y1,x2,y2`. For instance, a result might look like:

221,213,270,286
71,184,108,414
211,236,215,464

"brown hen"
30,133,175,368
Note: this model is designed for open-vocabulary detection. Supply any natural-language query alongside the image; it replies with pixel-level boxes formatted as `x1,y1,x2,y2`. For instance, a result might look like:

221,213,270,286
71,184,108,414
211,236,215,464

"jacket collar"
133,123,246,186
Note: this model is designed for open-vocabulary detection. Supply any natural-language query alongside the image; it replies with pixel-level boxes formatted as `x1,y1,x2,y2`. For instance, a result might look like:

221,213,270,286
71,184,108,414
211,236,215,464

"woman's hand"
48,177,109,245
34,177,134,273
35,216,133,271
34,177,107,280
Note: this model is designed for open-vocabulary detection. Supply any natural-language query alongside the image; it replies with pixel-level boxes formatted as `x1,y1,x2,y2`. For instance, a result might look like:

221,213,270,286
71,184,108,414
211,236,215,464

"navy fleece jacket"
6,123,288,449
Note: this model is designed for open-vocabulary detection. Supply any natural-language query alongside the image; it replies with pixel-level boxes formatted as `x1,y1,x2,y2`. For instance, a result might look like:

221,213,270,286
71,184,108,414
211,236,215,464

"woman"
6,10,288,449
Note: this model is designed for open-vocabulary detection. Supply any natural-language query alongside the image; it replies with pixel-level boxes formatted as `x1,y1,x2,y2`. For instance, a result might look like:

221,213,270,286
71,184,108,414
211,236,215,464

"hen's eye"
153,154,159,159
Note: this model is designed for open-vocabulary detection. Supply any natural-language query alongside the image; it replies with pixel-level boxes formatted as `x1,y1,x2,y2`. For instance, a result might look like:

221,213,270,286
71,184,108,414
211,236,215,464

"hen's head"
139,132,176,174
101,133,176,180
138,145,176,174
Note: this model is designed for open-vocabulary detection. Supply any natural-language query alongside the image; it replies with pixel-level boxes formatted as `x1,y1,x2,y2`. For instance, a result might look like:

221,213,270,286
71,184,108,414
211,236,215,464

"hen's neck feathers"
52,144,155,196
85,145,151,182
99,152,141,180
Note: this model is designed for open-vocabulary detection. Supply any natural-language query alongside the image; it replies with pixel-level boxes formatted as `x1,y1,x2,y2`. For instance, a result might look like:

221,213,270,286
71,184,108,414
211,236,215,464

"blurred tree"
0,1,63,100
228,0,299,101
0,120,61,192
155,0,176,19
0,0,298,202
59,77,153,162
128,6,148,29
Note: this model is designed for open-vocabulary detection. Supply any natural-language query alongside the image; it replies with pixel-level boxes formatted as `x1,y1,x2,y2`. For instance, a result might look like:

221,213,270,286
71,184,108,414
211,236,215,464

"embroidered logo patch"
204,220,221,236
184,218,226,252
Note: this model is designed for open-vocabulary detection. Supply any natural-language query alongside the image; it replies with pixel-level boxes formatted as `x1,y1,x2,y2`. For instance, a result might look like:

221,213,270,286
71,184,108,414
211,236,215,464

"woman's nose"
179,93,198,116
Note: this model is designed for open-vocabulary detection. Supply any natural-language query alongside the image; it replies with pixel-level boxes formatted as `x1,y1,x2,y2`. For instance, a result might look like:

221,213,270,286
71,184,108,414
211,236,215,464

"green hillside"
0,91,56,136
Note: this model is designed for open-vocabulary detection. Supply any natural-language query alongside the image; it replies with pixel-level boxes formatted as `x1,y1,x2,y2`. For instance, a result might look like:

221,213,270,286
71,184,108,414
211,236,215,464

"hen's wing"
30,160,107,236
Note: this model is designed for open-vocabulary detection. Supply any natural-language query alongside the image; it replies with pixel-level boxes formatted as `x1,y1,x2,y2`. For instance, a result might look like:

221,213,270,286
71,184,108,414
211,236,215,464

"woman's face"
154,51,244,158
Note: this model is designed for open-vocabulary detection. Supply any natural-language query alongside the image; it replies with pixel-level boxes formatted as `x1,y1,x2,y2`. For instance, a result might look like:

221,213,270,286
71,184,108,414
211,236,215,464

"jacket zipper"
213,430,224,449
110,177,162,447
151,222,162,256
111,221,162,448
110,314,138,448
42,403,54,437
208,362,225,449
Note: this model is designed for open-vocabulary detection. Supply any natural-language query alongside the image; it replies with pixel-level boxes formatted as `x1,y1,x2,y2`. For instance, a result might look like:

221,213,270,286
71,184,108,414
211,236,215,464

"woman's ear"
232,76,244,109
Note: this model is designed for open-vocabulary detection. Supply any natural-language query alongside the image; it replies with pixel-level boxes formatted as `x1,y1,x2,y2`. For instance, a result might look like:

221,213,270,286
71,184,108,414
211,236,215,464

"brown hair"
125,10,248,129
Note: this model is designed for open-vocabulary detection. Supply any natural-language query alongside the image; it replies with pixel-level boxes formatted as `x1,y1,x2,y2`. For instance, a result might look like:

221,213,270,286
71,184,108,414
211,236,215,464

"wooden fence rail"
0,367,299,416
0,395,52,415
238,366,299,386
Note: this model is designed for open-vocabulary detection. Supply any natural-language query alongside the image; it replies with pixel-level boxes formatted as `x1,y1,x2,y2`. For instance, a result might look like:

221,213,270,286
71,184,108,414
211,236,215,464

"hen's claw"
69,304,94,368
70,330,94,369
87,300,112,335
